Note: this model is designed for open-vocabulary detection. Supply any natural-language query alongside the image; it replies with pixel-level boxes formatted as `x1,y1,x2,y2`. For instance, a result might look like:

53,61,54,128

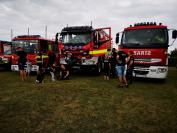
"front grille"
135,58,151,62
134,70,149,75
135,65,150,68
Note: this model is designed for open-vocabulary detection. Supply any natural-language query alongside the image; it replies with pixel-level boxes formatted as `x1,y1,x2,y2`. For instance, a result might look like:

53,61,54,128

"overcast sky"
0,0,177,51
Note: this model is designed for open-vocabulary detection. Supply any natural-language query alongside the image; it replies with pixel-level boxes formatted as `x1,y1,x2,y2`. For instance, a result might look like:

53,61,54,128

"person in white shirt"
26,59,32,76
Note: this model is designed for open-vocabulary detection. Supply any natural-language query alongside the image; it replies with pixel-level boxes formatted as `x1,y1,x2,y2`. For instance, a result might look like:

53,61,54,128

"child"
36,68,45,83
60,64,69,80
50,64,56,81
26,59,32,76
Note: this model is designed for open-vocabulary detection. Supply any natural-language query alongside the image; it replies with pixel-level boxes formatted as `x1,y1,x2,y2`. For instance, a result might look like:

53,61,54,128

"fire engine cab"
56,26,112,74
11,35,58,71
116,22,177,79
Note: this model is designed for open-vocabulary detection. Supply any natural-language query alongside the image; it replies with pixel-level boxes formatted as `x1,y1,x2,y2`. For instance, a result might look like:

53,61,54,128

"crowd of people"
16,47,134,88
103,48,134,88
16,48,71,83
35,50,71,83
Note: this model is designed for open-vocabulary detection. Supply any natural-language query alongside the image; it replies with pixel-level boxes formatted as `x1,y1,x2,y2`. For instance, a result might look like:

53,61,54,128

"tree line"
169,48,177,67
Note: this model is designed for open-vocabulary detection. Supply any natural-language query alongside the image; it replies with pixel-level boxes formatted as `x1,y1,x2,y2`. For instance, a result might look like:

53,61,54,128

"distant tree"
170,48,177,58
169,48,177,67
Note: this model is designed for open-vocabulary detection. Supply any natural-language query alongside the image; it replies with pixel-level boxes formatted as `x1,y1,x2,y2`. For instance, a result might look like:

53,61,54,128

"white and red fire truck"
56,26,112,74
11,35,58,71
116,22,177,79
0,40,12,69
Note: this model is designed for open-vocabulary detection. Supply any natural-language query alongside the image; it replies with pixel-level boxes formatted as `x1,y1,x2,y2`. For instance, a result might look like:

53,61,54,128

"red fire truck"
0,40,12,69
116,22,177,79
55,26,112,74
11,35,58,71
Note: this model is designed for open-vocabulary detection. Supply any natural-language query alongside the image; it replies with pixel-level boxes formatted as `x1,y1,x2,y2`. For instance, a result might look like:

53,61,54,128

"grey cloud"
0,0,177,50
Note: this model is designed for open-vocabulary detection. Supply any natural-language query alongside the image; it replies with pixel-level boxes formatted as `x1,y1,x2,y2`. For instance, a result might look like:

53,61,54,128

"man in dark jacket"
126,50,134,84
110,48,117,78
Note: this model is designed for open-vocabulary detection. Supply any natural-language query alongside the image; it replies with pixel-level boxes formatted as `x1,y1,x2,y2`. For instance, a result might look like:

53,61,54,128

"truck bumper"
11,65,39,72
11,65,19,71
133,66,168,79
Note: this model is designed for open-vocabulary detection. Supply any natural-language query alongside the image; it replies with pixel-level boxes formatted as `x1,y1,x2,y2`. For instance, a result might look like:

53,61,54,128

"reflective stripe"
36,55,48,63
42,55,48,58
36,55,49,59
89,49,107,55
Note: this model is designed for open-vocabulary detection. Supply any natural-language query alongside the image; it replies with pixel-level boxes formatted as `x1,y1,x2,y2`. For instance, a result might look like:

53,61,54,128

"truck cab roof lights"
16,35,41,38
150,22,154,25
61,26,93,34
133,22,158,27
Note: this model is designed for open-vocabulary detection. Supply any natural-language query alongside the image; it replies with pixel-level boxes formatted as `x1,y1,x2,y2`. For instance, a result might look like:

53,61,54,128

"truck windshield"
122,28,168,47
12,40,38,53
3,45,11,55
62,33,91,45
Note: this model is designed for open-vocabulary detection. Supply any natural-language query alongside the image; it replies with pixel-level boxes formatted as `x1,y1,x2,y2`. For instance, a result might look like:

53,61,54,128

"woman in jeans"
116,51,128,87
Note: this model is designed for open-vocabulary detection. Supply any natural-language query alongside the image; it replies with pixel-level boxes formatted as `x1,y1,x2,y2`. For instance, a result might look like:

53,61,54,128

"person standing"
55,53,61,80
110,48,117,78
103,49,111,80
26,59,32,76
36,50,43,70
36,51,44,83
48,51,56,68
48,51,56,81
17,47,27,81
126,50,134,84
116,50,128,87
50,64,56,81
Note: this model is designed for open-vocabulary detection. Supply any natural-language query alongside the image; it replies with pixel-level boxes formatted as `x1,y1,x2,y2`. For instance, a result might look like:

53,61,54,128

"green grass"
0,68,177,133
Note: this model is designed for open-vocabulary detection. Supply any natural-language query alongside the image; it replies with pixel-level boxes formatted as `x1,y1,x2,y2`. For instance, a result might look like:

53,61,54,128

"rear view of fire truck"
116,22,177,79
56,26,112,74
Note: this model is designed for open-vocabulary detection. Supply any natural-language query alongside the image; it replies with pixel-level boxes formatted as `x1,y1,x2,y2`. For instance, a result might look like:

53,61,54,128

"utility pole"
91,21,92,27
45,26,47,38
28,27,30,36
10,29,13,41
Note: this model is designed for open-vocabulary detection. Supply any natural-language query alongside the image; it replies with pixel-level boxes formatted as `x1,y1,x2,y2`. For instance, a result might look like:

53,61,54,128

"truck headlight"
157,68,167,73
2,58,9,61
86,60,95,65
82,59,95,65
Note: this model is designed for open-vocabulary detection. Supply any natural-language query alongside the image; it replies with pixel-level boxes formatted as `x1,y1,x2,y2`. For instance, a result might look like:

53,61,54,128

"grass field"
0,68,177,133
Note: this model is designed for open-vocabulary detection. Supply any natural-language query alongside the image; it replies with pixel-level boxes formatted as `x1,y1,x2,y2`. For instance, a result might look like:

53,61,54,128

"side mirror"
115,33,119,44
55,33,59,44
172,30,177,39
94,31,100,44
